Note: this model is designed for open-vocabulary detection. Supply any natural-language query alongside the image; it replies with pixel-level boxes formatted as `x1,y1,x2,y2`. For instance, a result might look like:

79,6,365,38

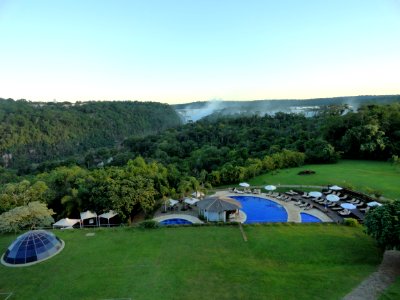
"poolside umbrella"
367,201,382,207
341,203,357,210
264,185,277,191
309,191,322,198
329,185,343,191
239,182,250,187
326,194,340,202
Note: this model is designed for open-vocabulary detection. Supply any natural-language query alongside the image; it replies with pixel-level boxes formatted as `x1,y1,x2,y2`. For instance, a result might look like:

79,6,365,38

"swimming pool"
159,218,193,225
231,196,288,223
300,213,322,223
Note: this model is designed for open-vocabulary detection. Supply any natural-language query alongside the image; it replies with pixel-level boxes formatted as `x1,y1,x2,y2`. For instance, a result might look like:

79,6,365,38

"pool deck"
153,214,203,224
215,191,333,223
153,191,335,224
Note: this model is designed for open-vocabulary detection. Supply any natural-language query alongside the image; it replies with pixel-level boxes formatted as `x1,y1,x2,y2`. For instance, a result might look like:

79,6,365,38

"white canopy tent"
168,199,179,206
164,198,179,212
80,211,98,227
53,218,80,229
98,210,118,227
99,210,118,220
184,198,200,205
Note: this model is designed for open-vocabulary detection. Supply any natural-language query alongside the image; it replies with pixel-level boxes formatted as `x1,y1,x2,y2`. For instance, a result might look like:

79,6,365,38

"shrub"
343,218,360,227
342,182,355,190
139,220,159,229
365,187,383,199
298,170,316,175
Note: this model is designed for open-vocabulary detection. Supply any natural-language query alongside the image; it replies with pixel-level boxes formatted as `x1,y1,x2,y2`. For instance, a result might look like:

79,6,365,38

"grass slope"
250,160,400,199
380,277,400,300
0,225,381,300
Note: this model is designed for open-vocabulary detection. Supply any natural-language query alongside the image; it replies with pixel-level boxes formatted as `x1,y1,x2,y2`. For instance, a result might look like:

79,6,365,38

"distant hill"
174,95,400,122
0,99,182,169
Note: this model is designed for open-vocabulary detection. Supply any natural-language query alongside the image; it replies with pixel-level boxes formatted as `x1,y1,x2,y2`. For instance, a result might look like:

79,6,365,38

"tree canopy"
0,201,55,233
364,201,400,250
0,98,182,170
0,101,400,224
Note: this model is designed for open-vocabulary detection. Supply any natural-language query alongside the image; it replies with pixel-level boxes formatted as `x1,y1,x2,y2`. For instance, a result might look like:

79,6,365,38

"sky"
0,0,399,104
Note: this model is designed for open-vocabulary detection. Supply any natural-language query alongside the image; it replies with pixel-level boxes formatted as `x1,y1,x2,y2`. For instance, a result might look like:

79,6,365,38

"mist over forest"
174,95,400,122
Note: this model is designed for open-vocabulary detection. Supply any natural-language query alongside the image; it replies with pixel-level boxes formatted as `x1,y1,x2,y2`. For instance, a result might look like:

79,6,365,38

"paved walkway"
153,214,203,224
278,184,325,188
343,250,400,300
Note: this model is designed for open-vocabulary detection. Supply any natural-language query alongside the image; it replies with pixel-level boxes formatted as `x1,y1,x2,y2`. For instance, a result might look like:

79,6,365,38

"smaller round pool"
300,213,322,223
159,218,193,225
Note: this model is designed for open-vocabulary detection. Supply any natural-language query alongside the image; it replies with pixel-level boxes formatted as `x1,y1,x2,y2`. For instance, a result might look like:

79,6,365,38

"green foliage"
0,180,49,213
138,220,159,229
325,103,400,160
0,201,55,233
0,99,181,170
0,166,18,184
342,124,387,155
391,155,400,172
379,277,400,300
37,165,90,218
304,138,340,163
364,201,400,250
205,149,305,186
365,187,383,198
343,218,360,227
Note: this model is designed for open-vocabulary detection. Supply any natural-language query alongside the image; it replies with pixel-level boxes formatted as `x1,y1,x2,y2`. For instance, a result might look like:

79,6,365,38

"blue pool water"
300,213,322,223
159,218,193,225
231,196,288,223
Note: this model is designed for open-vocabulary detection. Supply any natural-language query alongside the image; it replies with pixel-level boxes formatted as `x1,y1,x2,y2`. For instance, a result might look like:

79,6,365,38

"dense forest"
0,99,182,170
121,103,400,182
1,100,400,227
174,95,400,121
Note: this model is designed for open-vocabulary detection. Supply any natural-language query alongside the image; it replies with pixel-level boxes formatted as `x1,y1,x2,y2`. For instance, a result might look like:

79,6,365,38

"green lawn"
380,277,400,300
249,160,400,199
0,225,382,299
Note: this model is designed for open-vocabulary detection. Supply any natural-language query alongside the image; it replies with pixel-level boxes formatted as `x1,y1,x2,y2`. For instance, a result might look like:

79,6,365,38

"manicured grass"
0,225,382,299
379,277,400,300
250,160,400,199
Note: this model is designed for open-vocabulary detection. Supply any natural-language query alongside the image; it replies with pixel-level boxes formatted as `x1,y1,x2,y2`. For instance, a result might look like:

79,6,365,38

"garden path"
343,250,400,300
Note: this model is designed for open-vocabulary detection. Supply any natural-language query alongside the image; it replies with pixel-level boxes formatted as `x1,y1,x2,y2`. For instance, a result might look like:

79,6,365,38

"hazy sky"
0,0,399,103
